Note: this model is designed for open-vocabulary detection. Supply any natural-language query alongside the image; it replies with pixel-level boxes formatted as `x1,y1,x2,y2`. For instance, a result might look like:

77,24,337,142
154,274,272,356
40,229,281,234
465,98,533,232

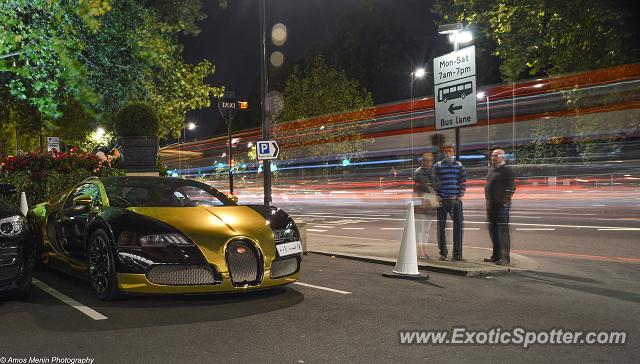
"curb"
309,250,523,277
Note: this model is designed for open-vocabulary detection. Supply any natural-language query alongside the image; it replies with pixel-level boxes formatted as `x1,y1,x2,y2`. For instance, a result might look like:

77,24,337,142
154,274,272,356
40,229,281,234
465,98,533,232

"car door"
56,183,101,261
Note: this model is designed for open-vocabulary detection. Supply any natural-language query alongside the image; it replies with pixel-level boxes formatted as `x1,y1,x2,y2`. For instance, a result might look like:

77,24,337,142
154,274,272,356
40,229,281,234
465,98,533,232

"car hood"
0,199,20,218
126,205,275,254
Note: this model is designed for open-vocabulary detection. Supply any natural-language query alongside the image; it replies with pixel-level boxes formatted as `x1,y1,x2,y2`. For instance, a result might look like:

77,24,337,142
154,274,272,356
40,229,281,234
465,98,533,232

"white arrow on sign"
256,140,279,160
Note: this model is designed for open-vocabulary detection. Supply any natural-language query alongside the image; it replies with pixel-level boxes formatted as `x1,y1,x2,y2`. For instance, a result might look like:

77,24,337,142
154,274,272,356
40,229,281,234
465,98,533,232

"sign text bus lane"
434,76,477,129
433,45,477,130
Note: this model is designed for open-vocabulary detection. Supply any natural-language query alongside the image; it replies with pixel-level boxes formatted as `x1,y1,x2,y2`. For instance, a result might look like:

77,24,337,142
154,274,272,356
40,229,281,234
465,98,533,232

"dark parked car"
0,184,34,299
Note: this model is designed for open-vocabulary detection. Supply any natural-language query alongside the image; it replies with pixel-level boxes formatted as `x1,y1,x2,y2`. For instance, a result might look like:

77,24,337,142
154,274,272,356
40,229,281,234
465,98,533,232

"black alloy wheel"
88,229,119,301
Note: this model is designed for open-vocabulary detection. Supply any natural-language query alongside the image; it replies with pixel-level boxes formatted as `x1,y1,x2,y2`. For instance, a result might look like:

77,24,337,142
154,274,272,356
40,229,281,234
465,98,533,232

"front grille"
270,257,299,279
226,240,262,287
146,265,217,285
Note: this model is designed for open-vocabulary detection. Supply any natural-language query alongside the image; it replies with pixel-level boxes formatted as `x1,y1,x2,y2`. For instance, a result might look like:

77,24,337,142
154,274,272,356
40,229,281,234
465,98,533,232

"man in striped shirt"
433,144,467,261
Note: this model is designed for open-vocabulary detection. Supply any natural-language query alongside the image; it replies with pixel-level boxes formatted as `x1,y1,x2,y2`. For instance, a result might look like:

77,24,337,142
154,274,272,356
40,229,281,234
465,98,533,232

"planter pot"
118,137,159,173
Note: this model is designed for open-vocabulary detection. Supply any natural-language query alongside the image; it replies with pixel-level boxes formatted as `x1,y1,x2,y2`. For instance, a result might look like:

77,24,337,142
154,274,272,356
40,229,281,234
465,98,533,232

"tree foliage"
318,2,421,104
277,55,374,160
1,0,220,149
433,0,639,81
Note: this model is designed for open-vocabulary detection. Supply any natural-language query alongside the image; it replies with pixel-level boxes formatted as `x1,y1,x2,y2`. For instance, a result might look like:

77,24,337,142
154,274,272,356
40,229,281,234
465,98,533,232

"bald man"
484,149,516,265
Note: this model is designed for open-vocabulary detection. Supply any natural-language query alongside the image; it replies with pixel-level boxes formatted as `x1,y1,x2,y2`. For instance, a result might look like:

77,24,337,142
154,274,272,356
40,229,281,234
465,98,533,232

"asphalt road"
1,187,637,363
276,191,640,262
1,253,638,363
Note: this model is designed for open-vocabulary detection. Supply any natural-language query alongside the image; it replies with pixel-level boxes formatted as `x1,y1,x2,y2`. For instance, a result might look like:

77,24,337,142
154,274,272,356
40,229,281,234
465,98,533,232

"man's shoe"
495,260,510,266
452,256,467,262
438,256,447,261
483,257,497,262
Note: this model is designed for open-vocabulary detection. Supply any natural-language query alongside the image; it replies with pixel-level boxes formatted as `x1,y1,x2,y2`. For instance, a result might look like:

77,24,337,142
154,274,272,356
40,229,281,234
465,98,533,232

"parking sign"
256,141,279,160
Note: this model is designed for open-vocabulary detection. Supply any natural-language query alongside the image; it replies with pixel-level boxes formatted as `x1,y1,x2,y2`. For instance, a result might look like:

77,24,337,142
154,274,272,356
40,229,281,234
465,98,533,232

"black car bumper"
0,237,29,292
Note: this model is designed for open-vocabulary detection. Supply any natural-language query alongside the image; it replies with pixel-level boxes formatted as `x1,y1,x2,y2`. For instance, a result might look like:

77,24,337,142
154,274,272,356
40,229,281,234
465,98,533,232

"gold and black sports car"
30,176,302,300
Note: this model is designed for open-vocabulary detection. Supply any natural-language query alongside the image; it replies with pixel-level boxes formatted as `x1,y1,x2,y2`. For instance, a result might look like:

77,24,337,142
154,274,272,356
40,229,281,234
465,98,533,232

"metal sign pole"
454,40,461,161
260,0,272,206
227,108,234,194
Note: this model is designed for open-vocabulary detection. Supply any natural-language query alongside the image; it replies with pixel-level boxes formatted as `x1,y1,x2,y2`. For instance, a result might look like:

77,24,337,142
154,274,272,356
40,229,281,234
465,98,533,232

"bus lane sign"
433,46,477,130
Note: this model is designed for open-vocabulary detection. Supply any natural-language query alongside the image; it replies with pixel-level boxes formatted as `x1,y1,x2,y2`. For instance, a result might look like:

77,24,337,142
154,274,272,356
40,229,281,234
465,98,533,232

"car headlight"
118,232,194,248
0,215,24,238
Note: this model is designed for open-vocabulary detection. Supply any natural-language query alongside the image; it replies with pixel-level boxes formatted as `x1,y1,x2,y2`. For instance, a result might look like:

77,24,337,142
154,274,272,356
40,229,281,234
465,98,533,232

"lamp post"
438,23,473,160
410,67,426,165
179,122,196,177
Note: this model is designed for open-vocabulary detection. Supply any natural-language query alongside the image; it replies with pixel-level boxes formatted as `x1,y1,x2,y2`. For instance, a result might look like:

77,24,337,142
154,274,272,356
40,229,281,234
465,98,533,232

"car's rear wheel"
88,229,120,301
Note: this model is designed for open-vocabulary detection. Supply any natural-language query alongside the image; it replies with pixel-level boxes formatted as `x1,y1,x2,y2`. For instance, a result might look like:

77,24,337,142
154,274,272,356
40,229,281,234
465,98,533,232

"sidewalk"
305,232,539,277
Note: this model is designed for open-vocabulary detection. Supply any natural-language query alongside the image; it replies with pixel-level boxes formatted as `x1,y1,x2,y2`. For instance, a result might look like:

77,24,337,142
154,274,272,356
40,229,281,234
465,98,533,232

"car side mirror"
226,193,238,204
65,194,93,215
0,184,17,196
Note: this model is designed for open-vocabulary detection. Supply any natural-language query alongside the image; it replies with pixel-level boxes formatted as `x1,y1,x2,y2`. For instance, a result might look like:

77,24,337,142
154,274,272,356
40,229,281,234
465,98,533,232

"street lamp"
438,23,473,160
411,67,427,165
179,122,196,177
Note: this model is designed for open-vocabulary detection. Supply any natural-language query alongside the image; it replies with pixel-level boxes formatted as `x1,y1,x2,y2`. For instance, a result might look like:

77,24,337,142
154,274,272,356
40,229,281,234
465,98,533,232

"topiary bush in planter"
115,102,160,173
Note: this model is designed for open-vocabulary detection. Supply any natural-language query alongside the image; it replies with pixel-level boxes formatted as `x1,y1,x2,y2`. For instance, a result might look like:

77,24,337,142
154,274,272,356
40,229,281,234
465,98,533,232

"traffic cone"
383,201,429,280
19,192,28,216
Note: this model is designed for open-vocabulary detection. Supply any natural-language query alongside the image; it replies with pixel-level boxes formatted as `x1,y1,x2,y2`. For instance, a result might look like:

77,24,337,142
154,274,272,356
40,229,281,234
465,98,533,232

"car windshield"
102,177,234,208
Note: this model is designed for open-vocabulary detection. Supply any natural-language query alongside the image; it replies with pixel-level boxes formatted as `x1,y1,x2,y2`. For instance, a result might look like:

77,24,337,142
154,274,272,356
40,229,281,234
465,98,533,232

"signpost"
256,141,279,160
46,136,60,152
433,45,477,158
218,91,248,195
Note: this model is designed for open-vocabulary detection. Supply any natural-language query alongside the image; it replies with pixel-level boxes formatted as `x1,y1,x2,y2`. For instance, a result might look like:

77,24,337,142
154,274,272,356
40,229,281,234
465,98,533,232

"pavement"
305,229,539,277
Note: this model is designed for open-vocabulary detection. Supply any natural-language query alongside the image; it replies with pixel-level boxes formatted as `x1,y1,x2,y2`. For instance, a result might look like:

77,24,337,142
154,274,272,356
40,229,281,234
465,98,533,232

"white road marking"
381,228,404,230
294,282,352,295
516,228,556,231
296,214,636,230
342,227,365,230
596,228,640,231
33,279,107,321
307,229,328,232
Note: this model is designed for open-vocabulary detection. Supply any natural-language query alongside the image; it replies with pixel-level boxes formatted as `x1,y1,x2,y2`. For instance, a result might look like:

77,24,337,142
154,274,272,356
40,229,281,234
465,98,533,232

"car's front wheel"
88,229,120,301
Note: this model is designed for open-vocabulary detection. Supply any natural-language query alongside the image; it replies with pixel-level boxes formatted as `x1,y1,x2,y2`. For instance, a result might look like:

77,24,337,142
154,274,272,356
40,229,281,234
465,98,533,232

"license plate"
276,241,302,257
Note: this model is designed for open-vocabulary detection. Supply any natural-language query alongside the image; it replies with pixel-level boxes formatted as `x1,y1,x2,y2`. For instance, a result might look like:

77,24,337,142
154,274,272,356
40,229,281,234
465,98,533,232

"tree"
74,0,221,138
0,0,110,119
1,0,220,148
318,3,422,104
277,54,374,160
432,0,640,81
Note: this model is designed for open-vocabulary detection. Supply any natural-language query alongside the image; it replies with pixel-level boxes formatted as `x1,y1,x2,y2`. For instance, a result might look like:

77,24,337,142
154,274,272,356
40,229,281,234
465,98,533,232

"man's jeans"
437,198,464,258
487,203,511,262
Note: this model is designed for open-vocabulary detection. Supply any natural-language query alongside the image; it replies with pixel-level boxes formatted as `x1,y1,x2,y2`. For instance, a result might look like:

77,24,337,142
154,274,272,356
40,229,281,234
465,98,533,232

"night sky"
179,0,438,141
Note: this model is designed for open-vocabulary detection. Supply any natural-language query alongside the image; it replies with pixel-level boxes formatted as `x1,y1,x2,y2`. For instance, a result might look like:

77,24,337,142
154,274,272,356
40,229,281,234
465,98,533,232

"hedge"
0,150,124,207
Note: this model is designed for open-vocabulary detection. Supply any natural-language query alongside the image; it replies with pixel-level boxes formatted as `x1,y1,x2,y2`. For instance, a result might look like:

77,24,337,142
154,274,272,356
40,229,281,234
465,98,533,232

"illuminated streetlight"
187,122,196,130
438,23,473,159
413,68,426,79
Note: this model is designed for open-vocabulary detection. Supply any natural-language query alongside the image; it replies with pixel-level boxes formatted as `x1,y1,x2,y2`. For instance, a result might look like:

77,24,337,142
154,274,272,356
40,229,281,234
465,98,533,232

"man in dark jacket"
484,149,516,265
